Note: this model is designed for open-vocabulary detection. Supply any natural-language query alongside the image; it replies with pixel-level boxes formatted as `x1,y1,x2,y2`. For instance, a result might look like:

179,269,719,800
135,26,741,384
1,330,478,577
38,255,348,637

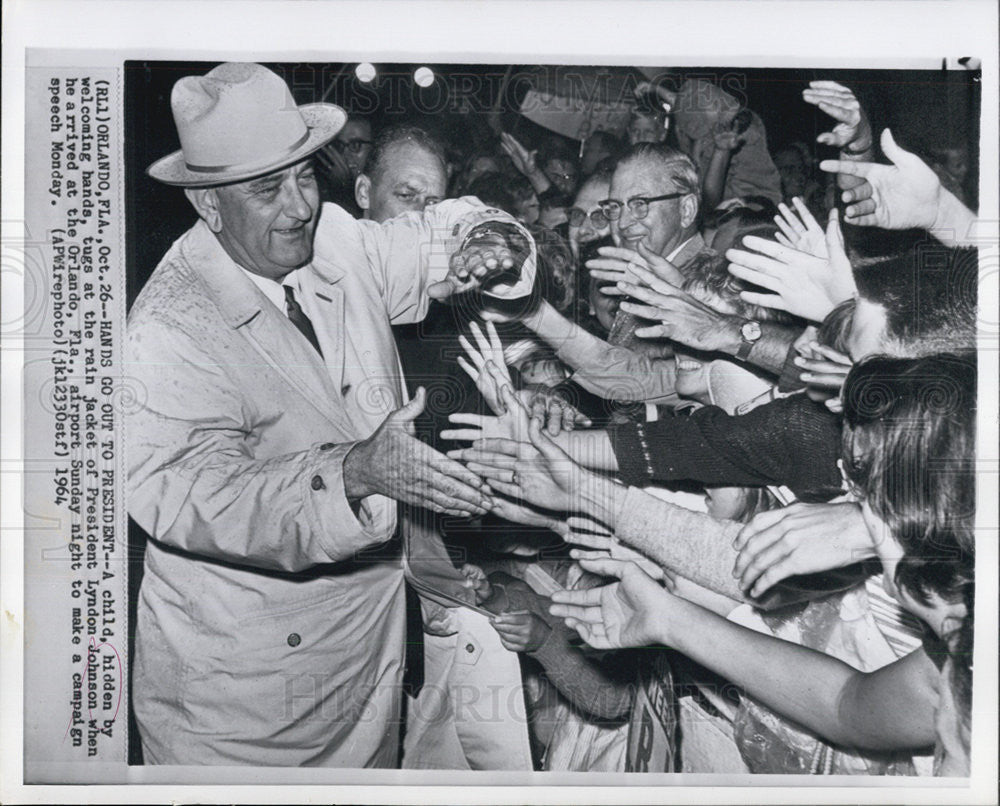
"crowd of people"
127,63,979,777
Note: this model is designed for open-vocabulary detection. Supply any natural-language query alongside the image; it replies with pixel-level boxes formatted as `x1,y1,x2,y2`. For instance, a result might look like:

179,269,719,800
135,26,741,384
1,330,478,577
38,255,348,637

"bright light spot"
355,63,376,83
413,67,435,88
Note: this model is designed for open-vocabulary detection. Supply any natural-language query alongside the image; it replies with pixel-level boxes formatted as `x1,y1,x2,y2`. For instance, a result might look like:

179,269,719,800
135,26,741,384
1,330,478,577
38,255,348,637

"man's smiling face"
213,159,320,280
608,156,685,256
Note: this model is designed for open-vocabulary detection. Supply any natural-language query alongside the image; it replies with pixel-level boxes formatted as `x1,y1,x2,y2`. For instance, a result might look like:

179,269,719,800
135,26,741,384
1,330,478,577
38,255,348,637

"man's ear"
680,193,699,230
185,188,223,233
355,174,371,213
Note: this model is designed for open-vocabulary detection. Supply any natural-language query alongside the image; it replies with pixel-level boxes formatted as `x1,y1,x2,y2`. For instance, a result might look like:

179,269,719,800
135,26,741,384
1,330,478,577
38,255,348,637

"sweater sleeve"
613,487,748,602
607,394,843,500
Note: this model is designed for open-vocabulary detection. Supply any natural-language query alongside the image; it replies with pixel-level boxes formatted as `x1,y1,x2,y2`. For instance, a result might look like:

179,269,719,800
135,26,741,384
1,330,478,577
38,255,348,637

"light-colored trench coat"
126,199,534,767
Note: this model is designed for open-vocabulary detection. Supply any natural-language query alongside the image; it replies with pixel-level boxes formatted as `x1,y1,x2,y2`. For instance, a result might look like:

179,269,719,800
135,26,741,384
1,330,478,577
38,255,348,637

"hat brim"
146,103,347,187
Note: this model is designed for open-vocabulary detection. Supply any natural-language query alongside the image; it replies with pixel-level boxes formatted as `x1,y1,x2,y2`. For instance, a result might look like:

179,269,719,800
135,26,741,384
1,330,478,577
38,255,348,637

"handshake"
343,320,591,521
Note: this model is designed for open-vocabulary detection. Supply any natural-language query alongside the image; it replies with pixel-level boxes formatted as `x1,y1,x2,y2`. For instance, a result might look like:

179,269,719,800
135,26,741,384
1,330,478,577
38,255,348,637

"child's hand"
490,610,551,653
460,563,492,603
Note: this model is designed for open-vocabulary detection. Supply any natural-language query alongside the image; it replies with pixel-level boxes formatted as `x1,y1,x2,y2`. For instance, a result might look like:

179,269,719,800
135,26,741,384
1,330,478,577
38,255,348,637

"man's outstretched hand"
343,387,494,517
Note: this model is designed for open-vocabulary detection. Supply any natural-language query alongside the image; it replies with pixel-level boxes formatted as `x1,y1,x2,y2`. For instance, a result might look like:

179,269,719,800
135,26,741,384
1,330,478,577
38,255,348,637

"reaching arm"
551,428,619,472
522,299,679,403
616,266,801,377
819,128,979,246
500,132,554,195
552,557,940,751
606,393,844,498
802,81,874,193
702,123,745,210
609,486,748,601
328,197,538,324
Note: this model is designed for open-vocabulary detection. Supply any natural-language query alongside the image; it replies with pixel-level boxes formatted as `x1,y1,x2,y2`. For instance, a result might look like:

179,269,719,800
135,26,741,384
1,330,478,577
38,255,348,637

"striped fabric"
865,575,926,657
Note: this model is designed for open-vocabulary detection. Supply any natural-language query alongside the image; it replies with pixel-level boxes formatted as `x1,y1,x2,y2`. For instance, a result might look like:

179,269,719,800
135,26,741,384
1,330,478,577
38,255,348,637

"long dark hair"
841,352,976,606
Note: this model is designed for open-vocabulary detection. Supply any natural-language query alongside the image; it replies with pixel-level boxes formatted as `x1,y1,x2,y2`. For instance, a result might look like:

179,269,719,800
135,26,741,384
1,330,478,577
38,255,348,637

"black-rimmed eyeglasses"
598,192,686,221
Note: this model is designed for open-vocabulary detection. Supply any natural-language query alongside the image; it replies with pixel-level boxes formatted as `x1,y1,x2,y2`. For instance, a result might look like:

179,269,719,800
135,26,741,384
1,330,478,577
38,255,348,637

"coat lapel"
241,303,342,419
304,253,398,435
306,281,346,398
182,220,345,427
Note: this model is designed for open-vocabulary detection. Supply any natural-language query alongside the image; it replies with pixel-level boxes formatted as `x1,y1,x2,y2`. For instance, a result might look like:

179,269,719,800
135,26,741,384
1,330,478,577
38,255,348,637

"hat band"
184,129,311,174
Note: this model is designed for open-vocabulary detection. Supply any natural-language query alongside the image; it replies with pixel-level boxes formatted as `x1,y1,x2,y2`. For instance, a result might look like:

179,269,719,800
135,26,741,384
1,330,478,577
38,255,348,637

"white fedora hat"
147,62,347,187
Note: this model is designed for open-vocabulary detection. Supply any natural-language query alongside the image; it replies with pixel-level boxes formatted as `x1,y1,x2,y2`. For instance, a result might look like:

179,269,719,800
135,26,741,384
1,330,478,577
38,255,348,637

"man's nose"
617,205,639,230
282,181,313,222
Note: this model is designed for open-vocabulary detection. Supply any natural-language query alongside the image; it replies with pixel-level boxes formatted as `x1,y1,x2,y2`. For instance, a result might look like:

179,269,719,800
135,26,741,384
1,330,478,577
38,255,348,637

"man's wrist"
929,186,974,243
342,441,375,500
716,316,746,357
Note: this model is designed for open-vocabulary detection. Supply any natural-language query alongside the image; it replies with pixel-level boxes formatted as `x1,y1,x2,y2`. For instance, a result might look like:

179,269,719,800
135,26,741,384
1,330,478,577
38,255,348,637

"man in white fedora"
127,62,537,767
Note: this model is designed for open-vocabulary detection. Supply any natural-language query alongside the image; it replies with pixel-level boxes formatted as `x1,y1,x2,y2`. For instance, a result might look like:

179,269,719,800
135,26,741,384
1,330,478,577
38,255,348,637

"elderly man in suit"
127,62,536,767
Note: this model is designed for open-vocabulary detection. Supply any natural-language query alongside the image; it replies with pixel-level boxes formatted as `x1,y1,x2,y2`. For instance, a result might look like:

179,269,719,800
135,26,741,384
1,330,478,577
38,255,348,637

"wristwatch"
736,320,762,361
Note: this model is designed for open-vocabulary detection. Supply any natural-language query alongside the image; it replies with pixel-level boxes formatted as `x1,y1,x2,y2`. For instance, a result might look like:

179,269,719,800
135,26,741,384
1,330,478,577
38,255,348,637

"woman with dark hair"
840,353,975,632
540,351,976,774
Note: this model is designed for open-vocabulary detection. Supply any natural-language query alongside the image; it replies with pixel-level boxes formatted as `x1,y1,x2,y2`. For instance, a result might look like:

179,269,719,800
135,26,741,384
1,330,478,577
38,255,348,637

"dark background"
125,60,981,306
124,59,981,765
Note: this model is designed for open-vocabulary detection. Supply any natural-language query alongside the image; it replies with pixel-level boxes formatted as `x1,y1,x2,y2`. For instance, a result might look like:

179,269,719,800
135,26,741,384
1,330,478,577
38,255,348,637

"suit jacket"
126,199,535,767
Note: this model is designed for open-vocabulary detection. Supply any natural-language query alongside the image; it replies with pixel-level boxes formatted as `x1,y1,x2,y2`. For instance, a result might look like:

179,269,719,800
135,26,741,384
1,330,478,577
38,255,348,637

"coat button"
287,633,301,647
319,442,334,451
465,643,475,654
311,475,325,491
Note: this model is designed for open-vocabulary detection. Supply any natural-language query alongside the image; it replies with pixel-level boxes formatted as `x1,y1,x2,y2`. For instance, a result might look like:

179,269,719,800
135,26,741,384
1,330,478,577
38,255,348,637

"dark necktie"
283,284,323,357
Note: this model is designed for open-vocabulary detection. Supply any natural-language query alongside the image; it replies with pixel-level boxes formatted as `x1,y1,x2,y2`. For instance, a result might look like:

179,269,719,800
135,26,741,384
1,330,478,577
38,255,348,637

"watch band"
736,337,756,361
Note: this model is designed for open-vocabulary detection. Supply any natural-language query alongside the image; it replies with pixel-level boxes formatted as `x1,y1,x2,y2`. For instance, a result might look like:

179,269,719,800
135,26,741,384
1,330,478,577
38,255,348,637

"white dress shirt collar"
666,236,695,263
236,265,301,313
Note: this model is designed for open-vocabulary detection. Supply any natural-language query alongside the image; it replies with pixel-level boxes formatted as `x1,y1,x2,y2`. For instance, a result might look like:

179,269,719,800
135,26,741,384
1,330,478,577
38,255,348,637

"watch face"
741,320,762,341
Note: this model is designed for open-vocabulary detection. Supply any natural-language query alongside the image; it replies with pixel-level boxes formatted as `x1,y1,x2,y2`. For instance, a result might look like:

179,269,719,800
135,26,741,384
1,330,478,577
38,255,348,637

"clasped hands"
427,231,520,300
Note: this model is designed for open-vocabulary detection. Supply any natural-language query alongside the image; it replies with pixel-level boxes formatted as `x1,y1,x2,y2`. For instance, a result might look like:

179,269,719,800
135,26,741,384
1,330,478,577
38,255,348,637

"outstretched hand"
712,120,745,152
549,557,672,650
442,374,532,444
773,197,828,258
448,414,595,514
726,208,856,323
802,80,872,152
521,385,592,436
343,387,494,517
616,265,735,352
732,501,875,598
456,320,514,415
500,132,540,178
428,236,518,300
819,128,946,230
587,242,685,295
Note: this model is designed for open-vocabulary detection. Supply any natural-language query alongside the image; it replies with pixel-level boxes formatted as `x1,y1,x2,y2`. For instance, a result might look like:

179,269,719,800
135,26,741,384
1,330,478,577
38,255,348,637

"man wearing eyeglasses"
508,143,800,407
507,144,714,406
332,114,374,178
